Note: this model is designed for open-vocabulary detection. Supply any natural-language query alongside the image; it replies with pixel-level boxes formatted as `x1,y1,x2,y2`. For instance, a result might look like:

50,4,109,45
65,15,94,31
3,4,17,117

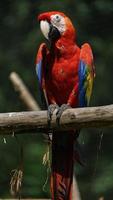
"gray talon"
56,104,71,125
47,104,59,127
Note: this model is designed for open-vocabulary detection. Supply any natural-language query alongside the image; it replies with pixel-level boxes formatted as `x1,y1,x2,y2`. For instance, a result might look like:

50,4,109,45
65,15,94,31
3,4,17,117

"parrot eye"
54,14,61,22
51,14,61,23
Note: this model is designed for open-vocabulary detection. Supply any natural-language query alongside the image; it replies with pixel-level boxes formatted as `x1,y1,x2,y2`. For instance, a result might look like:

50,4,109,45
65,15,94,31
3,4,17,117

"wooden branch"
9,72,40,111
0,104,113,134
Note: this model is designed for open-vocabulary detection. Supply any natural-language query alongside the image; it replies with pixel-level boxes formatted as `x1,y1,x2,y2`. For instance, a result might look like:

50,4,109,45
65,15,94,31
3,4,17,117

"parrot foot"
47,104,59,127
56,104,71,125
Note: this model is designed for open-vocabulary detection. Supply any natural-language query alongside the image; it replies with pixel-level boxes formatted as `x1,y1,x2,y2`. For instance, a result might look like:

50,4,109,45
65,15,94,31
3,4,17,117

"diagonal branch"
9,72,40,111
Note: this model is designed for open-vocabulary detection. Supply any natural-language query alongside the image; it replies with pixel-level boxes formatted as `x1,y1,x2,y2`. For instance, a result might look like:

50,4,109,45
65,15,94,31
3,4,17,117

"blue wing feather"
35,43,49,106
78,60,87,107
35,43,47,88
78,43,95,107
36,60,42,86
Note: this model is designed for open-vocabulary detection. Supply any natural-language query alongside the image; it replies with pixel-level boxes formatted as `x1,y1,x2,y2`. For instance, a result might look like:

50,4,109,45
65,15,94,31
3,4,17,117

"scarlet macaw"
36,11,95,200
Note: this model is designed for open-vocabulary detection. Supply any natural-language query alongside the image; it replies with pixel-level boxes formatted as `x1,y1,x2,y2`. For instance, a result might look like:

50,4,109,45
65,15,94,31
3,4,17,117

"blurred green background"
0,0,113,199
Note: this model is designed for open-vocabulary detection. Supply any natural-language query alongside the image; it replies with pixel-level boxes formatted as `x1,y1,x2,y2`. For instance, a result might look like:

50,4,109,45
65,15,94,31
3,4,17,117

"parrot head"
38,11,76,45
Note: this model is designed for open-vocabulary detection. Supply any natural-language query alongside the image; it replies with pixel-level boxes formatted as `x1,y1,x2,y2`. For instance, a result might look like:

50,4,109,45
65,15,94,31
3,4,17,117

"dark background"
0,0,113,199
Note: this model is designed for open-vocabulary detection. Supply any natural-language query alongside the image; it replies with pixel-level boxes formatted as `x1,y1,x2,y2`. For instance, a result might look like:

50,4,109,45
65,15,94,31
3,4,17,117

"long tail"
50,131,74,200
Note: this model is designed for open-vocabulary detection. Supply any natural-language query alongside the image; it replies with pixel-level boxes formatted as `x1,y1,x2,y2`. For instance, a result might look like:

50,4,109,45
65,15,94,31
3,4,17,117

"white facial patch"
51,14,66,34
40,20,50,39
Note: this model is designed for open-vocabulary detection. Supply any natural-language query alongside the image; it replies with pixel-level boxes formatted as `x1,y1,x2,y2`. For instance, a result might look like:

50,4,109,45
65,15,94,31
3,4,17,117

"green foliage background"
0,0,113,199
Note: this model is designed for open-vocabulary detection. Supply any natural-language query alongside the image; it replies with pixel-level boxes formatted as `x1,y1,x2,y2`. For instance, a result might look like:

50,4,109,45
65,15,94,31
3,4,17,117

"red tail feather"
50,132,74,200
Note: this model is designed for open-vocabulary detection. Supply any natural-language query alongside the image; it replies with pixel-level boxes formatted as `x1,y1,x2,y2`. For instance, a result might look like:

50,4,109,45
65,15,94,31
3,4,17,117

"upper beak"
40,20,50,40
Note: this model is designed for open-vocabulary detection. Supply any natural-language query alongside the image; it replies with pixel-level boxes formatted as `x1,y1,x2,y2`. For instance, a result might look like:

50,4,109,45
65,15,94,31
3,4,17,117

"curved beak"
40,20,60,42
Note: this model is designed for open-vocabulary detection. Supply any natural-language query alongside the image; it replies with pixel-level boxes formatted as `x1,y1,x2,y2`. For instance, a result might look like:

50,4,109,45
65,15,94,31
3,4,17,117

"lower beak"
48,24,61,42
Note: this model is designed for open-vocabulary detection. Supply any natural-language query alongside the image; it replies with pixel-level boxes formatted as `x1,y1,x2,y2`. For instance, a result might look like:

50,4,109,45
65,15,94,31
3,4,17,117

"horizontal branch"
0,104,113,134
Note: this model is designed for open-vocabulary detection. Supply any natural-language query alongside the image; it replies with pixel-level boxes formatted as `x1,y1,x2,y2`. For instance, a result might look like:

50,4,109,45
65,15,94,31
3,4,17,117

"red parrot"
36,11,95,200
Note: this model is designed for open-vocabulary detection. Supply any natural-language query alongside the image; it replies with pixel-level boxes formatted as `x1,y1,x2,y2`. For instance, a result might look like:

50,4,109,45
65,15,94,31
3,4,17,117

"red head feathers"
37,11,76,44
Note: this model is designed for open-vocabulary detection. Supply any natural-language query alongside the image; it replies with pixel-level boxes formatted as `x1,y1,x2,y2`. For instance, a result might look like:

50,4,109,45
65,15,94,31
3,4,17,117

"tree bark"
0,104,113,134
